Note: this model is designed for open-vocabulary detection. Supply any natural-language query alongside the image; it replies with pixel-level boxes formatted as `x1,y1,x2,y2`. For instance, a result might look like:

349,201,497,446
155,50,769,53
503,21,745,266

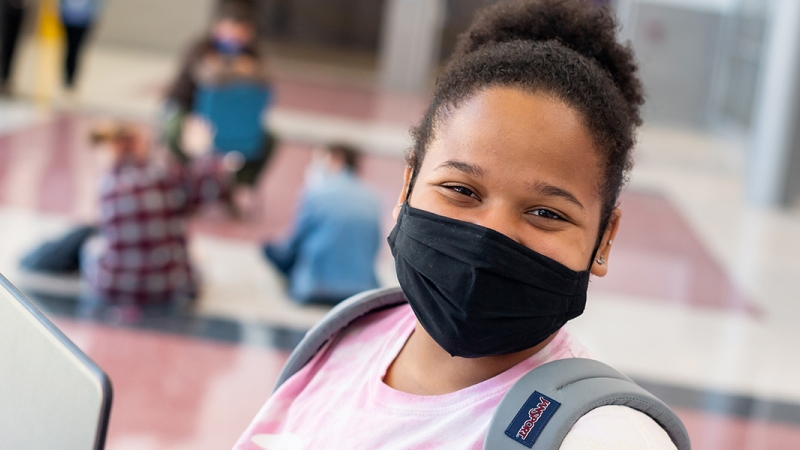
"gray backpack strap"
484,358,691,450
273,287,407,392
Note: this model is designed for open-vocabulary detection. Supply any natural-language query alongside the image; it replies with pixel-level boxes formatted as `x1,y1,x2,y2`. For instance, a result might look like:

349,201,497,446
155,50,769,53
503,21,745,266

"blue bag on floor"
20,225,97,274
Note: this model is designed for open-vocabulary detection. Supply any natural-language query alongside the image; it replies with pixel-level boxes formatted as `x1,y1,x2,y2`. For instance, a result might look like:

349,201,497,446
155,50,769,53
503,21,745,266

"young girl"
236,1,679,448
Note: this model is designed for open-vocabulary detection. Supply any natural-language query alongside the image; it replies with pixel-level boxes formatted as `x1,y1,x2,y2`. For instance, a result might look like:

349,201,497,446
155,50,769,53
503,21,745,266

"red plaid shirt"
88,158,228,305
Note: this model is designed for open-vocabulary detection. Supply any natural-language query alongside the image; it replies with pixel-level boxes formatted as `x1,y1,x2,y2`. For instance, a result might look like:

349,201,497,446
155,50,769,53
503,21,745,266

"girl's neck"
383,321,557,396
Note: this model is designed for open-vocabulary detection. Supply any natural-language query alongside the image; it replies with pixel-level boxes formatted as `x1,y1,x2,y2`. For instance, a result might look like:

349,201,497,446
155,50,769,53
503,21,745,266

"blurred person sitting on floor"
80,121,232,314
162,0,274,193
264,144,382,306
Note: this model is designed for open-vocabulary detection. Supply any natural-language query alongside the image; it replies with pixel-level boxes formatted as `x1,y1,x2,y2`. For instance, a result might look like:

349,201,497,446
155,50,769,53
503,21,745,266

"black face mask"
387,204,591,358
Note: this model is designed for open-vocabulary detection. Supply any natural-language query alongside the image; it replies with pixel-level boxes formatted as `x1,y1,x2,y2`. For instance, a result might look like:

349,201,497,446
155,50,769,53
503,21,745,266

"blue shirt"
264,171,382,304
60,0,100,26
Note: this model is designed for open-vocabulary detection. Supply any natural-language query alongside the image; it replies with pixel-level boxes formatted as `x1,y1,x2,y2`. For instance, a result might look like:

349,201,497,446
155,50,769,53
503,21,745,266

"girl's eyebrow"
525,180,585,210
436,160,486,178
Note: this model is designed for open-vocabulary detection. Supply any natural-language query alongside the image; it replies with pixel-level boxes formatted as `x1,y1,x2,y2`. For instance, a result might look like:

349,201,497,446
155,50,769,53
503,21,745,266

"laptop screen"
0,274,112,449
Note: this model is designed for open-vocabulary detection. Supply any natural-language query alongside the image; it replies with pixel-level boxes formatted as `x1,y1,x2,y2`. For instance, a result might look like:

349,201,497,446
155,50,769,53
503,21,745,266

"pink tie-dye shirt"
235,304,676,450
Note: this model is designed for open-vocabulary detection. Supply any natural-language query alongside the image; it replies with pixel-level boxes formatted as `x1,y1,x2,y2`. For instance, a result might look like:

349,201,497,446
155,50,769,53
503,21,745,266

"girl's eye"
445,185,478,199
529,209,563,220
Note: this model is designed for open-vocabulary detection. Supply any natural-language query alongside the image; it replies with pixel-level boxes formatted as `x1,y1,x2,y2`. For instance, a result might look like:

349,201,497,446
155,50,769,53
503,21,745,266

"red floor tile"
591,191,756,313
53,318,288,450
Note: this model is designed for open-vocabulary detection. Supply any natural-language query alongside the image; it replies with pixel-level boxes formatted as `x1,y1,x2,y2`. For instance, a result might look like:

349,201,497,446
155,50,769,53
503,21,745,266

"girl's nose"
474,207,523,245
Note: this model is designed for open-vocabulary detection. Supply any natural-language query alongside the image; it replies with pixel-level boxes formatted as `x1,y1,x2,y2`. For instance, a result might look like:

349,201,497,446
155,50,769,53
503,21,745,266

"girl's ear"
392,166,414,221
590,209,622,277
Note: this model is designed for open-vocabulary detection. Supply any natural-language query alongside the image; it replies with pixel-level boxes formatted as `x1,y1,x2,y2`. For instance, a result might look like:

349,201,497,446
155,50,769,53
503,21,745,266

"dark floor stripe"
26,291,309,352
635,379,800,426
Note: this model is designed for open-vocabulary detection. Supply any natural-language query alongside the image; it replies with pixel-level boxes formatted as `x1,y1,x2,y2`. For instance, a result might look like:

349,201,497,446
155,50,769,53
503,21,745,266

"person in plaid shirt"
82,123,230,308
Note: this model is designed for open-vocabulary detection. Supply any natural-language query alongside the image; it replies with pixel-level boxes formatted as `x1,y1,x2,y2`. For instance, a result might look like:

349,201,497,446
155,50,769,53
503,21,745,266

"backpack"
274,287,692,450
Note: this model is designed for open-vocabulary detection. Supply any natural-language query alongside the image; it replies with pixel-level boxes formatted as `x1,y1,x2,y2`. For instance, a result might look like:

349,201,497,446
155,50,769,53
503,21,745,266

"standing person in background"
59,0,100,91
263,144,382,306
0,0,29,96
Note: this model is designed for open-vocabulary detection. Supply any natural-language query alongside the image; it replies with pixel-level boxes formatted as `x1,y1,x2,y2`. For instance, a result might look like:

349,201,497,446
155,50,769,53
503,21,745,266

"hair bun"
453,0,643,124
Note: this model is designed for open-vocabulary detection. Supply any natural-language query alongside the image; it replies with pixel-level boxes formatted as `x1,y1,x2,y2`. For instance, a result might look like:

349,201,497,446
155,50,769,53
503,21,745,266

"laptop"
0,273,112,449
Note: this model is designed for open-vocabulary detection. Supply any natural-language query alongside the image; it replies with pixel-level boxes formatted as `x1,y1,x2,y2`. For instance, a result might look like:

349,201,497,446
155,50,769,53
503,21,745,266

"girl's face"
397,87,619,275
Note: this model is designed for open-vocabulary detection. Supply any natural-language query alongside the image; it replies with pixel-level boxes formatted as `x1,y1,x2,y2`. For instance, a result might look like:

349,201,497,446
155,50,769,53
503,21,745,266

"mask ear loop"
404,168,418,206
588,237,603,271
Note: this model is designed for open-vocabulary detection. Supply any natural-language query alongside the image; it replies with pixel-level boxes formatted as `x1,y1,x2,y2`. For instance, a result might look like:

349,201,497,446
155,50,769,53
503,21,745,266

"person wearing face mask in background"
262,144,382,306
162,0,274,195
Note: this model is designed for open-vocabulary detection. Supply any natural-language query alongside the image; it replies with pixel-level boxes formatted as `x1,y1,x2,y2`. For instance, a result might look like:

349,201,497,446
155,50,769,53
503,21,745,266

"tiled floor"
2,42,800,449
53,318,288,450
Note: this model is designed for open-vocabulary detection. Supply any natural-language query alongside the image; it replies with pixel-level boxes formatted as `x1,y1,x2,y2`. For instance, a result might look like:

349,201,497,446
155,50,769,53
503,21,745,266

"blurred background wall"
91,0,770,130
94,0,217,53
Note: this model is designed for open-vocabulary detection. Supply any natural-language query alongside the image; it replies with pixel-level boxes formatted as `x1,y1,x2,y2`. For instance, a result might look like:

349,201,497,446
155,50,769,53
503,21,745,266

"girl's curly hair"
409,0,644,232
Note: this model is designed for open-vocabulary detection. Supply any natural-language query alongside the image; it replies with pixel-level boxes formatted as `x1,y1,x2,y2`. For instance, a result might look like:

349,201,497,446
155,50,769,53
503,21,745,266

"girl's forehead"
427,87,600,181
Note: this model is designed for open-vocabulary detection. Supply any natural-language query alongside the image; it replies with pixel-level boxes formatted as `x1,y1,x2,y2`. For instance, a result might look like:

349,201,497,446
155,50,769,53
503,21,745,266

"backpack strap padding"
273,287,407,392
484,358,691,450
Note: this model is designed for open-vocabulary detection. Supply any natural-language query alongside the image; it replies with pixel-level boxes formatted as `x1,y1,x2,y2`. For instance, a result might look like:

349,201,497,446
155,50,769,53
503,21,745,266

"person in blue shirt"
264,144,382,305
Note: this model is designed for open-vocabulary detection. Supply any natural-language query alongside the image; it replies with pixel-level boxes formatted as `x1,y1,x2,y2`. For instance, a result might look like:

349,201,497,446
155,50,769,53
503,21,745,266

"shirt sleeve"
559,405,679,450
